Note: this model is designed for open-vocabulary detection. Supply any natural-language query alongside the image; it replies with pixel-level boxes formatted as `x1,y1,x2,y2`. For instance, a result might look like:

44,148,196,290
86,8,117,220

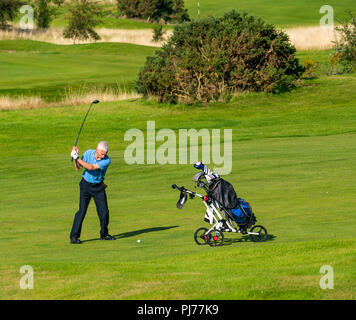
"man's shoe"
100,234,116,240
70,238,82,244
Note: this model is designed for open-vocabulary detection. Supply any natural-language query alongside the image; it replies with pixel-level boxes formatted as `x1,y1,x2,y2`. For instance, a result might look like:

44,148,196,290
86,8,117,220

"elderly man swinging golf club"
69,141,115,244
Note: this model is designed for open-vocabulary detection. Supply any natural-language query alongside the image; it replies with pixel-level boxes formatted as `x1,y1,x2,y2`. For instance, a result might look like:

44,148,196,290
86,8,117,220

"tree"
117,0,190,23
152,24,166,42
117,0,140,19
171,0,189,23
63,0,104,44
37,0,52,29
0,0,24,30
333,11,356,72
52,0,65,7
136,11,304,104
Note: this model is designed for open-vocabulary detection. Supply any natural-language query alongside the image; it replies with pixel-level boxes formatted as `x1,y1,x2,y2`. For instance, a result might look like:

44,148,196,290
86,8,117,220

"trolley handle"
172,184,184,191
171,184,204,199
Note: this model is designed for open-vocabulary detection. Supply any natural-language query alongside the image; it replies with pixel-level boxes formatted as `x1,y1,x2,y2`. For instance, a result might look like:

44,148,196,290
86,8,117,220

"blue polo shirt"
81,149,111,184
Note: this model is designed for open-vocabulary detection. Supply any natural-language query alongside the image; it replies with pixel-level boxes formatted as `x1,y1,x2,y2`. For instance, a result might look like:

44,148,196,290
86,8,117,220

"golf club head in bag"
177,190,188,209
193,171,206,188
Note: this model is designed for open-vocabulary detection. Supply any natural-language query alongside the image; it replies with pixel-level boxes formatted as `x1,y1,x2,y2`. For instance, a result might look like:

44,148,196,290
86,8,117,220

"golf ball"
137,239,141,243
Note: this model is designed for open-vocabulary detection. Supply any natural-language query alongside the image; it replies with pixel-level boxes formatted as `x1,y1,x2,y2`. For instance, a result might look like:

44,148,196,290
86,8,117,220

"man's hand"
71,147,100,171
71,150,79,160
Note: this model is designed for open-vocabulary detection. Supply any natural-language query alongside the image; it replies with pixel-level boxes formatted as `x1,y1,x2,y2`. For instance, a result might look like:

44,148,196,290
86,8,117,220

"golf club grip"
71,144,78,162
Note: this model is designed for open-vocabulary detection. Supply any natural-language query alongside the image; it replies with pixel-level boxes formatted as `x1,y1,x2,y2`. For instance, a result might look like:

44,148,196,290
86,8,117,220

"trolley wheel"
194,227,209,245
207,229,224,247
249,225,268,242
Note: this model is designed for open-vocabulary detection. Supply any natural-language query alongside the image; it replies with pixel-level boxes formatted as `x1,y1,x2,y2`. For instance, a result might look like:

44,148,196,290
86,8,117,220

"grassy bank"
0,40,156,103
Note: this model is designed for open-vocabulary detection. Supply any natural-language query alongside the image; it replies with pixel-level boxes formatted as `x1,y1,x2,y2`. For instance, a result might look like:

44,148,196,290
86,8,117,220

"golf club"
71,99,100,161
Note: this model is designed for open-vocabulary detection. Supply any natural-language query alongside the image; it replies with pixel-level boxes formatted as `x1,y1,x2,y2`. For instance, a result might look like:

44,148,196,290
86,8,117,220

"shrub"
136,11,304,104
328,52,343,75
333,11,356,72
302,56,319,79
0,0,24,30
117,0,190,23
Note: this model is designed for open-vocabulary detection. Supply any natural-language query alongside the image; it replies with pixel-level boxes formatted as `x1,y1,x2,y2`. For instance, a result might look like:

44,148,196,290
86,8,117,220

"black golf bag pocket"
176,191,188,209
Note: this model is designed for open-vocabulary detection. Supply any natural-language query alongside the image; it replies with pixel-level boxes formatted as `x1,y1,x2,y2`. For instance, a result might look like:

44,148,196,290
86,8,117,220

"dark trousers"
70,178,109,239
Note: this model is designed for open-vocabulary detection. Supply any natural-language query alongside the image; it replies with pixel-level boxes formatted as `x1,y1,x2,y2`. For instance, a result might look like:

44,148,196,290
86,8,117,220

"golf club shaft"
71,101,95,161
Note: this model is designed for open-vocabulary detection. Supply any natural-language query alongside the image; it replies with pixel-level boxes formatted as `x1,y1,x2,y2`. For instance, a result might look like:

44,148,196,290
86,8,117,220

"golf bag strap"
222,207,235,222
238,200,250,220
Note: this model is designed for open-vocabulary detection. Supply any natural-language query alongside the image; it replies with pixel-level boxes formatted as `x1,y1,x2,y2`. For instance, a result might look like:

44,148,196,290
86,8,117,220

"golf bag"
194,163,255,226
172,164,268,246
208,179,253,224
207,178,238,209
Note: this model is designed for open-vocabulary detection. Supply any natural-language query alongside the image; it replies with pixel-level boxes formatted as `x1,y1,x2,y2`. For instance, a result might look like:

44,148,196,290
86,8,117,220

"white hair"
97,141,109,153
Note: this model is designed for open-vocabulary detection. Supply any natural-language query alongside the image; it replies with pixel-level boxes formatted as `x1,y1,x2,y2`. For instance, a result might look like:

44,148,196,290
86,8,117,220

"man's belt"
82,178,106,188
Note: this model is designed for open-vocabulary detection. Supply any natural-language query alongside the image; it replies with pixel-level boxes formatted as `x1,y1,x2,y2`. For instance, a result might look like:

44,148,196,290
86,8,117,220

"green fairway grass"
0,40,156,102
185,0,355,27
51,10,162,30
0,69,355,299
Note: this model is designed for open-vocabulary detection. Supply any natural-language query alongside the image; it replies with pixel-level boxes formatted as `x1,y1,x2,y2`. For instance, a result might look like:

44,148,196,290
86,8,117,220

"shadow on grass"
81,226,179,243
114,226,179,239
223,234,276,246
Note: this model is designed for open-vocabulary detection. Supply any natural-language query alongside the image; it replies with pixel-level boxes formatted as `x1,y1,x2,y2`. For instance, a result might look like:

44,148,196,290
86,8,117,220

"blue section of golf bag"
230,199,251,224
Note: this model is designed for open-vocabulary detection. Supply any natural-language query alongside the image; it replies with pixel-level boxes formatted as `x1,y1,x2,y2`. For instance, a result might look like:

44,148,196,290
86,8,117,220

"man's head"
95,141,109,160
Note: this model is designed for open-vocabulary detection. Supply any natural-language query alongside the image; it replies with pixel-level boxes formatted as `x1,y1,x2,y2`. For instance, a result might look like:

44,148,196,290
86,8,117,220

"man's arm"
76,158,100,171
71,147,100,171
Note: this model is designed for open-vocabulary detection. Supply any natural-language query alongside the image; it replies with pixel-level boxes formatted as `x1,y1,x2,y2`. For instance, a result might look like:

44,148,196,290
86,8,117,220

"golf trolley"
172,173,268,247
